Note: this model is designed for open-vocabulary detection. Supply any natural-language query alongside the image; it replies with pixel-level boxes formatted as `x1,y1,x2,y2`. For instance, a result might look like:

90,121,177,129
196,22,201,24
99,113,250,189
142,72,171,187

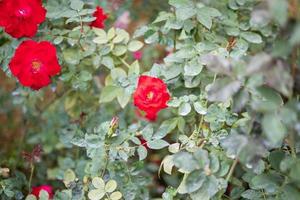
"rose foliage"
0,0,300,200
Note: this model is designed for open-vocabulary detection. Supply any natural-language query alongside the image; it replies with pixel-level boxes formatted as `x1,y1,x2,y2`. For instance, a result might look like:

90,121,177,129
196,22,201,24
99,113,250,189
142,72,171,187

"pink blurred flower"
114,11,131,29
133,51,143,60
31,185,53,199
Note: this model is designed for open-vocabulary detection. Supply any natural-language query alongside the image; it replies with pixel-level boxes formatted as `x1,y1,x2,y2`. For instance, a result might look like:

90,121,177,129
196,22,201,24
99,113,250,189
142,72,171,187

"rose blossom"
133,75,170,121
9,40,61,90
0,0,46,38
90,6,108,29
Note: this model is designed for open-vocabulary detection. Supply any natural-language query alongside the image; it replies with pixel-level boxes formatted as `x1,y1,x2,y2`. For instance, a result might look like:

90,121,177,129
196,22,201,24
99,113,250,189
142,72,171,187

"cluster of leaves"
1,0,300,200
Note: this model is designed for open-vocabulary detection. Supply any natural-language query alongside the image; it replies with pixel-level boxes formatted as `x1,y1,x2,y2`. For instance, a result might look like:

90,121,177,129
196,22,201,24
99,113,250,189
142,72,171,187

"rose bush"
0,0,300,200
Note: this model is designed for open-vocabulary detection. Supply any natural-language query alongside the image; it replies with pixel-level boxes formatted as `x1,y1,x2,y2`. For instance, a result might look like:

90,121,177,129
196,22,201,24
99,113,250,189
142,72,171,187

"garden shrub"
0,0,300,199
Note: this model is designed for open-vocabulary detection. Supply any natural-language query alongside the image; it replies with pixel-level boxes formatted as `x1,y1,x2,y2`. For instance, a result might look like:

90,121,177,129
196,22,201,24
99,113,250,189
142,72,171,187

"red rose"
90,6,108,29
31,185,53,199
0,0,46,38
133,75,170,121
9,40,61,90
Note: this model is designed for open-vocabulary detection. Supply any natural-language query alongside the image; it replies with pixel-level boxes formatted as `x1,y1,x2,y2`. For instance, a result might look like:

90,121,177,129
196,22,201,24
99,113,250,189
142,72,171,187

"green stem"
28,164,35,193
226,158,238,182
288,133,297,158
175,173,188,194
101,147,109,177
119,57,131,68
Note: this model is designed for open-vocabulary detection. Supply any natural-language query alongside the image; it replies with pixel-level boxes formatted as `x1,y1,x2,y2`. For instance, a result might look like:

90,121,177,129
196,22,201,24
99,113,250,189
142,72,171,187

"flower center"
15,7,32,17
146,91,154,100
31,61,42,73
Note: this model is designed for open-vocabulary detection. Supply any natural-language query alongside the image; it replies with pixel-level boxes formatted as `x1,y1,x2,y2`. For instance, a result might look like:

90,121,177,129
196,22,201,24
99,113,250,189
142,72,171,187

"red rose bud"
31,185,53,199
90,6,108,29
133,51,142,60
9,40,61,90
0,0,46,38
108,116,119,137
133,75,170,121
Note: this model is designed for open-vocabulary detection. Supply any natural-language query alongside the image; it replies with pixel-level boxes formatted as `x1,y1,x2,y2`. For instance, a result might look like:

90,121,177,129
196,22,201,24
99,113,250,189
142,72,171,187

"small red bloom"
0,0,46,38
133,75,170,121
133,51,143,60
90,6,108,29
31,185,53,199
9,40,61,90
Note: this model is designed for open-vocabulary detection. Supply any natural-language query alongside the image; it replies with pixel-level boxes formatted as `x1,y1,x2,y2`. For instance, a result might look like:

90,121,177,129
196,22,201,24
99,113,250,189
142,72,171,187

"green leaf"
153,11,173,23
282,185,300,200
93,28,107,37
70,0,84,10
39,190,50,200
250,173,281,193
178,102,191,116
208,79,241,102
193,101,207,115
190,176,219,200
176,6,196,21
111,68,127,80
113,29,129,43
153,118,178,139
92,177,105,189
290,24,300,45
128,60,140,75
169,0,190,8
196,7,221,29
147,139,169,150
177,171,206,194
137,146,147,160
63,169,76,187
197,11,212,29
25,195,37,200
112,45,127,56
184,61,203,76
110,191,122,200
53,36,64,45
241,189,262,199
101,56,114,69
117,89,131,108
78,70,92,82
107,28,116,40
268,0,288,26
128,40,144,52
262,113,286,145
88,189,105,200
100,86,122,103
93,37,108,44
141,124,154,141
241,32,263,44
160,155,174,175
105,180,117,193
173,152,199,173
168,143,180,153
